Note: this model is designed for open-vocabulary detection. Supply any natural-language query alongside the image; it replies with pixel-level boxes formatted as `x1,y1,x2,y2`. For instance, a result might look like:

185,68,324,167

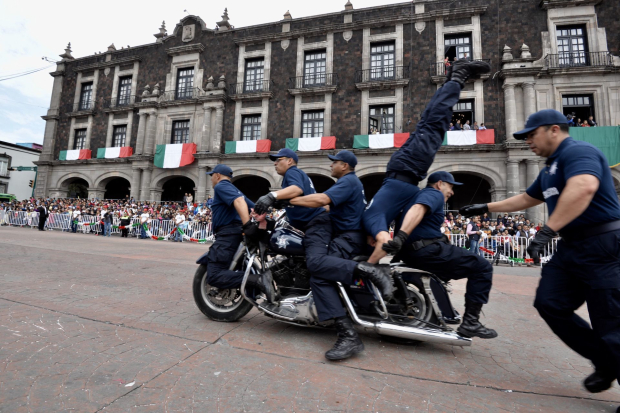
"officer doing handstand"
461,109,620,395
383,171,497,339
288,150,394,361
363,59,491,264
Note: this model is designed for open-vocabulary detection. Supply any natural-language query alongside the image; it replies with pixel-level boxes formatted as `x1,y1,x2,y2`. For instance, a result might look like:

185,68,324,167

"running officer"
288,150,394,361
461,109,620,393
363,59,491,264
382,171,497,339
198,164,275,300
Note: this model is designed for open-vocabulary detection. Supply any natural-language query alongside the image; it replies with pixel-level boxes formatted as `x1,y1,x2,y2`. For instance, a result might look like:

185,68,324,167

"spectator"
455,120,462,130
575,118,582,127
466,216,482,256
463,120,471,130
479,123,487,130
174,211,186,242
139,208,149,239
186,193,193,209
120,210,131,238
103,208,113,237
473,121,479,130
71,206,81,233
449,122,455,131
588,116,597,127
582,120,590,127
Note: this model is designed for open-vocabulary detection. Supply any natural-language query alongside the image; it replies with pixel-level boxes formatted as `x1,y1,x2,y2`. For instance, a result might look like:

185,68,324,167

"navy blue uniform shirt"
526,137,620,230
399,188,445,242
211,180,255,232
282,166,325,227
324,172,366,232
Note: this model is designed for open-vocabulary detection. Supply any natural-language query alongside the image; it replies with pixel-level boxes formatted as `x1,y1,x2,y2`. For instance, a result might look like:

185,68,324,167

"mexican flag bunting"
96,146,133,159
59,149,92,161
285,137,336,152
154,143,197,168
442,130,495,146
225,139,272,154
353,133,410,149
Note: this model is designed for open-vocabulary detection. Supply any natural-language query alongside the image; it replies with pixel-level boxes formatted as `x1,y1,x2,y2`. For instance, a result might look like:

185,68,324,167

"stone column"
140,168,152,201
525,159,544,223
201,107,212,152
130,167,142,200
214,106,224,153
503,83,518,141
523,82,536,120
135,112,148,155
197,166,207,200
506,159,520,199
143,111,158,156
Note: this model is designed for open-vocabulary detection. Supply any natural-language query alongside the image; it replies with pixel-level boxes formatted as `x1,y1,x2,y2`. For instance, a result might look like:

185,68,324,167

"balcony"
159,88,202,105
429,59,491,84
66,99,95,117
288,74,339,95
228,80,274,100
545,52,614,71
103,95,137,112
355,65,410,90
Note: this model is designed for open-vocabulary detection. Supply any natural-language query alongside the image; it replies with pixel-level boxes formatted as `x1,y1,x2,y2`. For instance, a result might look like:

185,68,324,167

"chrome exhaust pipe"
337,284,472,347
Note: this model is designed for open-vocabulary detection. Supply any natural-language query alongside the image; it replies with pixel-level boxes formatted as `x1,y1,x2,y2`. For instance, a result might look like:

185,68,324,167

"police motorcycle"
192,209,471,347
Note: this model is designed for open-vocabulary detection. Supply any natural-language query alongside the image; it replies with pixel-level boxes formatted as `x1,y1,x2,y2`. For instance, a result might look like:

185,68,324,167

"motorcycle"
192,211,471,347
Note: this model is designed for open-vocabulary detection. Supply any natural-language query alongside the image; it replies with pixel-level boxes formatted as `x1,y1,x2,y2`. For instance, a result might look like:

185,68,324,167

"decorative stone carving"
345,1,353,10
520,43,532,59
502,45,513,62
415,21,426,34
182,24,195,42
206,76,215,90
343,31,352,42
142,85,151,97
217,75,226,89
107,43,116,52
154,21,167,43
152,83,160,96
104,67,111,77
216,8,232,31
283,10,292,20
59,43,74,61
281,39,290,50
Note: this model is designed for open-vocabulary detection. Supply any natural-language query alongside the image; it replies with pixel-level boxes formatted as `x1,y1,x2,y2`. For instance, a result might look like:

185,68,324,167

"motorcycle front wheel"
192,264,253,322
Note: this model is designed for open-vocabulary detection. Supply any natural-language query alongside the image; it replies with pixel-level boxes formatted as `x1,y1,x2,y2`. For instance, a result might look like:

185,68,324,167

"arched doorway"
360,173,385,202
232,176,271,202
308,174,334,193
161,177,195,202
446,173,492,212
64,178,89,199
104,177,130,200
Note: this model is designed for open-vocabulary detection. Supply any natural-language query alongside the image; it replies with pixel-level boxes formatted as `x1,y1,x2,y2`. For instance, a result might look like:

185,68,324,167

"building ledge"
228,91,273,101
41,115,60,121
49,70,65,77
355,79,409,91
431,74,490,85
288,85,338,96
539,0,602,10
166,44,205,56
102,105,137,114
542,66,617,76
197,90,228,103
66,109,95,118
73,56,141,72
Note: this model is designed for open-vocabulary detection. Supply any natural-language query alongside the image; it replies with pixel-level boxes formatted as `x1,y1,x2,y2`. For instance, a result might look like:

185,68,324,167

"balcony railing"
545,52,614,69
68,99,95,113
160,87,202,102
103,95,137,109
229,80,274,95
430,59,491,77
355,65,410,83
289,73,339,89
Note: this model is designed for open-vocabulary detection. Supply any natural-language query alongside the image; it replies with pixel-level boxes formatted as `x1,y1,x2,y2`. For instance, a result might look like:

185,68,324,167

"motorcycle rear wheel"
192,264,253,322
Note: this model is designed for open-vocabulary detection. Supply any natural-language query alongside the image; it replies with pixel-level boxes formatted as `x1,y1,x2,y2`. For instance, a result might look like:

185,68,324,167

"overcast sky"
0,0,402,145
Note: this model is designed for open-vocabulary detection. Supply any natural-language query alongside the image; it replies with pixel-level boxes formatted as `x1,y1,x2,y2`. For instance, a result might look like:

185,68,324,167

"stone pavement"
0,226,618,412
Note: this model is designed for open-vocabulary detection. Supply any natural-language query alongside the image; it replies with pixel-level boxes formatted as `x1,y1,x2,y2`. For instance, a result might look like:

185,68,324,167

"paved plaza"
0,226,619,412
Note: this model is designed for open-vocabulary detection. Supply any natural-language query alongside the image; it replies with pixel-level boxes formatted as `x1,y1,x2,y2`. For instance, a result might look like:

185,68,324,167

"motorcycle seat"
352,256,369,262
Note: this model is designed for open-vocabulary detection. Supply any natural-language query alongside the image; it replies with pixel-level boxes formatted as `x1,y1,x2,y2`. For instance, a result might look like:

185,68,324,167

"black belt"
411,235,449,251
560,219,620,242
386,172,419,186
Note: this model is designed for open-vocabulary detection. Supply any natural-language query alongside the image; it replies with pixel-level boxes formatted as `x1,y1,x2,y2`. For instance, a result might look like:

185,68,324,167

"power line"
0,96,48,109
0,65,54,82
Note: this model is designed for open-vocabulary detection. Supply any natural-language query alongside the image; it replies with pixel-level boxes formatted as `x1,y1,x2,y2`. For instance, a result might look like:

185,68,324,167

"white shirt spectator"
529,228,537,237
140,212,150,224
463,123,471,130
71,209,81,220
175,213,186,225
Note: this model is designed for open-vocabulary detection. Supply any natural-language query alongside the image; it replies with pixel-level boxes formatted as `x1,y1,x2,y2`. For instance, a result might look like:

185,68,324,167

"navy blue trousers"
204,231,245,290
399,240,493,304
534,231,620,379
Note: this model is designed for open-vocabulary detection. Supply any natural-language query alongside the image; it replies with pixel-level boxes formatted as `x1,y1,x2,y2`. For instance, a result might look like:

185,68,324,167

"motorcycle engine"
267,256,311,289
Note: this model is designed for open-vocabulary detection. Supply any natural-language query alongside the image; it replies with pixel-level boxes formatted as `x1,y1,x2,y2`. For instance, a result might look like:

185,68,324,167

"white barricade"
448,233,557,264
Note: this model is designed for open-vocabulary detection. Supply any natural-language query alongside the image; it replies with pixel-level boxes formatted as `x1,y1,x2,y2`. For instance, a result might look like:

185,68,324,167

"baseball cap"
268,148,298,163
513,109,568,140
427,171,463,186
206,164,233,177
327,150,358,168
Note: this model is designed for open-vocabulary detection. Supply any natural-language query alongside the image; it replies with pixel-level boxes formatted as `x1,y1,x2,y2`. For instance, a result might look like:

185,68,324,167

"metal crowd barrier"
447,233,558,264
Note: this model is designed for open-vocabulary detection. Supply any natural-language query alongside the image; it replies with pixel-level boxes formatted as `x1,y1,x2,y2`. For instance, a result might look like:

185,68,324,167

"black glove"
254,193,276,214
459,204,488,218
273,199,292,210
242,220,259,240
382,230,409,255
526,225,556,264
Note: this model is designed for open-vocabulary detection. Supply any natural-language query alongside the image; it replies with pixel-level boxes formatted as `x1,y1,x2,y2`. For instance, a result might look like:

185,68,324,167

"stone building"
35,0,620,223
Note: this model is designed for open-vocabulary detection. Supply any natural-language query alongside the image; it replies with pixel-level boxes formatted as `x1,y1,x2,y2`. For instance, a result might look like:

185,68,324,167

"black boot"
354,262,394,300
246,270,276,303
457,300,498,339
584,369,616,393
446,60,491,88
325,316,365,361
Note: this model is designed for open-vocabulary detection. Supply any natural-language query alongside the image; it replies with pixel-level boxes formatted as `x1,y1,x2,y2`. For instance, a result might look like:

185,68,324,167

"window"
444,34,472,61
241,115,262,140
562,94,595,124
79,83,93,110
171,120,190,144
117,76,132,106
74,129,87,150
452,99,475,127
113,125,127,147
0,182,6,193
370,42,395,80
301,111,324,138
304,51,326,86
176,68,195,99
0,158,8,176
369,105,395,134
244,59,265,92
557,25,588,66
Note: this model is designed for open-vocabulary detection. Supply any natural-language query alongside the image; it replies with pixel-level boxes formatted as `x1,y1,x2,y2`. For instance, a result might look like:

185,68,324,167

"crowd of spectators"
566,113,597,128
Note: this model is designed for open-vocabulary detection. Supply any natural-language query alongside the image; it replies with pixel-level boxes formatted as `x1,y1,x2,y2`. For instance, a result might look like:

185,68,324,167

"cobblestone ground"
1,226,619,412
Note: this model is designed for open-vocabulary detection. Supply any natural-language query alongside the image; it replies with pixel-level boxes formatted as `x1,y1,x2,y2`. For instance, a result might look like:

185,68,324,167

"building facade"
0,141,40,199
35,0,620,224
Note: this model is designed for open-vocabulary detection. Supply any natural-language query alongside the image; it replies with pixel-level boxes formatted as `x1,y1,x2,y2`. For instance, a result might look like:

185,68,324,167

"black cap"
268,148,299,163
427,171,463,186
513,109,568,140
207,164,233,177
327,150,358,168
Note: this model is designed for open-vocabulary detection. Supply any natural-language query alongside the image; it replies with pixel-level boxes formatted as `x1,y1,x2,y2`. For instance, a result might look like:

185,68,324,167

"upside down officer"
461,109,620,396
383,171,497,338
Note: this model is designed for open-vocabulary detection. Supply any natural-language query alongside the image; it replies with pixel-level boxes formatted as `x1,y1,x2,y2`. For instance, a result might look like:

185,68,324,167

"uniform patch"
549,162,558,175
543,187,560,199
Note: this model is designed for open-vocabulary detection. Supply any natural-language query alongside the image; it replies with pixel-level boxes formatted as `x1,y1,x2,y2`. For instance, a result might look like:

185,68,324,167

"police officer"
200,164,275,300
383,171,497,338
461,109,620,395
288,150,393,360
363,60,491,264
